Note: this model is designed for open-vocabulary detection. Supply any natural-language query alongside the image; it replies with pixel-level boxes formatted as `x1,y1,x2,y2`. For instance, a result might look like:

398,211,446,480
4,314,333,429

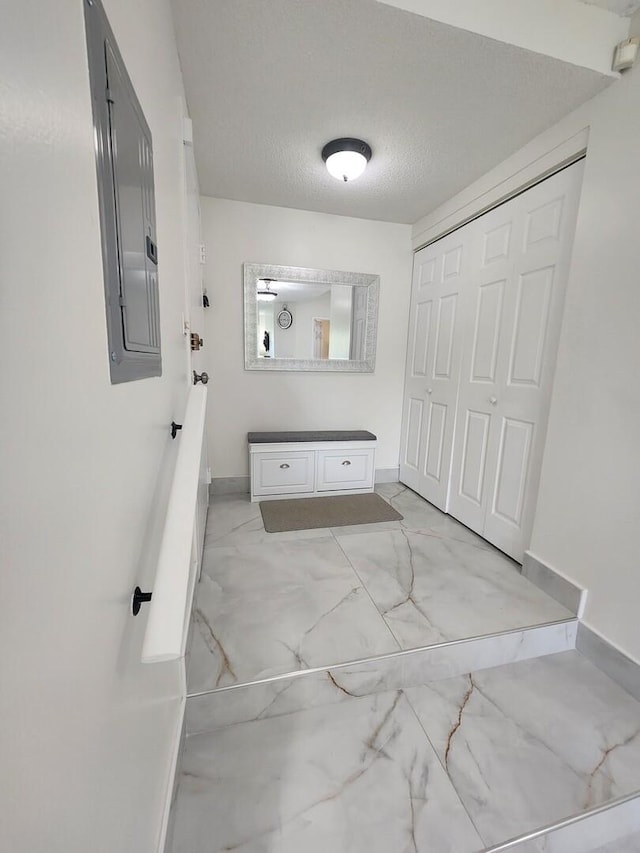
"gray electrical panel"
84,0,162,383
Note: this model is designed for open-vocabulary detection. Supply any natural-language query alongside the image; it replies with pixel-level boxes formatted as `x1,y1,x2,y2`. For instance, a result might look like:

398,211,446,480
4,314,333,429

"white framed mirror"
243,263,379,372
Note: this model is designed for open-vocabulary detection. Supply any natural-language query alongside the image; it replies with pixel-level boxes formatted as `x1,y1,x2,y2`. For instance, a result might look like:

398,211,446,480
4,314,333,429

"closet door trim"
414,152,586,255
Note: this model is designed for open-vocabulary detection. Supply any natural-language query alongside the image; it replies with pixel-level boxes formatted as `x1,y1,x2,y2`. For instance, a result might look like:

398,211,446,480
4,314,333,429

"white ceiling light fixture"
322,138,372,183
256,278,278,301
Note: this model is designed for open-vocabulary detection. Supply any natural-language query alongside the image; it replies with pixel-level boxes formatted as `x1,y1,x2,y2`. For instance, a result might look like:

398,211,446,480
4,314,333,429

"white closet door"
399,229,470,510
448,161,584,559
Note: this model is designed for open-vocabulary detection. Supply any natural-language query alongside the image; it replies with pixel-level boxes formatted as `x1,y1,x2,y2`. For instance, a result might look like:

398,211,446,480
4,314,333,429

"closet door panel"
448,199,517,534
424,401,447,483
508,266,554,387
433,294,457,378
471,279,504,383
491,416,534,527
399,229,471,509
399,245,440,494
483,221,512,265
482,161,585,559
411,300,432,377
459,410,491,508
404,397,424,472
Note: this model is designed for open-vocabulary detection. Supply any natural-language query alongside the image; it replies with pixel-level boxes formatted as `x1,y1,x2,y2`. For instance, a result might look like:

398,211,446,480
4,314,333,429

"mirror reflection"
243,263,379,373
256,280,367,362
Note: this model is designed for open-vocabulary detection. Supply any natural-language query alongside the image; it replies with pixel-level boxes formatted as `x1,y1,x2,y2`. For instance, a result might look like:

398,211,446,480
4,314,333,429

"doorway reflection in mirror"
244,263,379,373
256,281,365,361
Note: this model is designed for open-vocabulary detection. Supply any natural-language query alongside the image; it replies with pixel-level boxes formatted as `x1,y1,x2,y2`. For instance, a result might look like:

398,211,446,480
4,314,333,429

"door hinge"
119,295,127,307
199,244,206,264
105,87,114,104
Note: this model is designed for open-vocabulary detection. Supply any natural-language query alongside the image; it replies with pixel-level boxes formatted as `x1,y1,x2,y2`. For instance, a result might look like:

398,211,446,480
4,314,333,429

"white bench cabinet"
248,431,377,502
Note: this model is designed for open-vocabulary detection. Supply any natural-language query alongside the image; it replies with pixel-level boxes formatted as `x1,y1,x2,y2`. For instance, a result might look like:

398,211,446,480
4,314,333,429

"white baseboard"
209,476,250,495
210,469,400,495
374,467,400,484
521,551,587,616
577,623,640,703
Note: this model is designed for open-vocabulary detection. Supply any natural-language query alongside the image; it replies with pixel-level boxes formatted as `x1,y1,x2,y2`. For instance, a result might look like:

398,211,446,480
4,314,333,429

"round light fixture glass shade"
325,151,367,182
256,279,278,301
322,138,372,182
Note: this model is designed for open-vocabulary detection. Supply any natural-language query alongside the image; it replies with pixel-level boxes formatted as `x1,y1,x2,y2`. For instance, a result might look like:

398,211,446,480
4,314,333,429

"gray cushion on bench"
248,430,377,444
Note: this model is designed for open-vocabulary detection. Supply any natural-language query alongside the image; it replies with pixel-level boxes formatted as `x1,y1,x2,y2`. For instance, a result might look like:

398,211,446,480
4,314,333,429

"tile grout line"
196,497,399,696
201,502,263,549
336,484,431,652
330,526,403,653
401,686,490,848
332,521,488,653
381,482,500,555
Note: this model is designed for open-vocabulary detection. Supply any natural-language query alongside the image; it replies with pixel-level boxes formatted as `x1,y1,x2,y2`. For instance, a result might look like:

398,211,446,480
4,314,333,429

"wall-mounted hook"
171,421,182,439
132,586,152,616
193,370,209,385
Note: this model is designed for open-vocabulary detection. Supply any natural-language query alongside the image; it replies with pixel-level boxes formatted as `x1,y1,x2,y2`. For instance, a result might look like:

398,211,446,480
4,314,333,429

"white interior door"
399,229,470,510
448,161,584,559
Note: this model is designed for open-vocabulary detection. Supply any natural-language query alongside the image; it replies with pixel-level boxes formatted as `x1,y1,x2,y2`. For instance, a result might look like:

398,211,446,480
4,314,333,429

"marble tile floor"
186,621,576,735
171,651,640,853
172,690,485,853
188,485,571,694
489,812,640,853
405,651,640,847
592,832,640,853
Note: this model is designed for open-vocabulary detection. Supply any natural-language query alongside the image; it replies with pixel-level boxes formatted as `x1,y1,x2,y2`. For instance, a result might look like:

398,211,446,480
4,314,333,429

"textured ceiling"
171,0,612,224
580,0,640,15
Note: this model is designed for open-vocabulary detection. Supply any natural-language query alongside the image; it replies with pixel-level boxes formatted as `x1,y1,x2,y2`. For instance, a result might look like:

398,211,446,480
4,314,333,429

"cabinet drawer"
252,451,315,496
316,448,375,492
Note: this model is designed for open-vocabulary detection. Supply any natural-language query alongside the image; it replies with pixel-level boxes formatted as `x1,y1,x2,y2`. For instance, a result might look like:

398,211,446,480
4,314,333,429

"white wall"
329,285,353,360
410,50,640,662
378,0,627,76
271,292,332,359
529,58,640,662
1,1,192,851
201,198,412,476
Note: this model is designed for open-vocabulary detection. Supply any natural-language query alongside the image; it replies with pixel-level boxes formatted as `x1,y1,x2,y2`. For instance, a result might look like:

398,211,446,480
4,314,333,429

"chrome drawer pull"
342,460,351,466
280,463,290,469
